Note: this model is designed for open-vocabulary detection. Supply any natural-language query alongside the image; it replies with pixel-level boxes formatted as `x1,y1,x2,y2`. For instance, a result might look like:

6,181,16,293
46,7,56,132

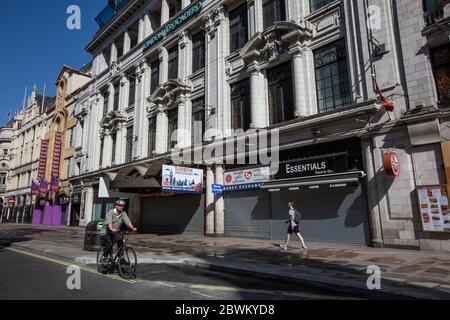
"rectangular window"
113,83,120,111
192,31,206,73
314,39,352,113
192,97,206,145
168,46,179,80
148,117,157,156
128,77,136,108
126,126,134,163
229,3,249,52
309,0,334,13
0,173,6,186
431,44,450,106
111,133,117,165
103,91,109,116
3,149,7,156
168,109,178,150
230,79,251,131
263,0,286,30
151,60,160,93
99,138,104,167
267,61,294,125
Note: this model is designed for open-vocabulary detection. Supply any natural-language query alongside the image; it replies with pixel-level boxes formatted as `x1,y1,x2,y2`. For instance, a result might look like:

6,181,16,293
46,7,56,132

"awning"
110,177,161,190
261,171,365,192
145,158,172,177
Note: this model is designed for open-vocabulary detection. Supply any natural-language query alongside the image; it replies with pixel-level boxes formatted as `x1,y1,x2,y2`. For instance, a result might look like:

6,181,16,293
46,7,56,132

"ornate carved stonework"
203,5,225,36
241,21,314,69
135,58,148,78
148,79,193,112
179,31,189,49
225,60,232,76
110,61,121,79
99,110,127,132
261,34,282,63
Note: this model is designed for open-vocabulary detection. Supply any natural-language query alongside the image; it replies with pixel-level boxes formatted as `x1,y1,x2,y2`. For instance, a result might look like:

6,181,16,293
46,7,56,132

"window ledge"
305,0,341,21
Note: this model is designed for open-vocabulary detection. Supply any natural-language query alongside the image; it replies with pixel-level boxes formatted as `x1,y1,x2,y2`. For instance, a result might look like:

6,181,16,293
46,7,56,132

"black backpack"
293,209,302,224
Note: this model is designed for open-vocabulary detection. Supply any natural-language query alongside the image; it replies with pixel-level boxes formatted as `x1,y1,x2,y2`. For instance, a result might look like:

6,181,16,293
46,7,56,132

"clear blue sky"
0,0,107,126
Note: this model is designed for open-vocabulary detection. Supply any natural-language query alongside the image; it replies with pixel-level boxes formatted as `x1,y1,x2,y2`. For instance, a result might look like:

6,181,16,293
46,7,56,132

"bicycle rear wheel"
118,246,137,279
97,246,112,274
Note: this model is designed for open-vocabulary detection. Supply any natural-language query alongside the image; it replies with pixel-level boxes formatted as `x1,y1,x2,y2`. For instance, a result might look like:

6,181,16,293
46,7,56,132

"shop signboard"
277,155,348,179
224,167,271,192
417,185,450,233
161,165,204,194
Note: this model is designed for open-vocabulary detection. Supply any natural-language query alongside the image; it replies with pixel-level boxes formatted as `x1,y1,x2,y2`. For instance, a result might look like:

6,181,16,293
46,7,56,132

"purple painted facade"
32,208,42,225
43,205,53,225
32,204,68,226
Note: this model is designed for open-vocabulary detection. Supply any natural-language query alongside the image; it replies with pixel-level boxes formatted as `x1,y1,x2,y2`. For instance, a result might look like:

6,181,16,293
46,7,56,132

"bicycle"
97,231,138,279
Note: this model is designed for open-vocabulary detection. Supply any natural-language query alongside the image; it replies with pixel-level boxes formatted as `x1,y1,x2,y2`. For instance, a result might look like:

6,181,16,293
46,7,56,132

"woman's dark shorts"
287,225,300,234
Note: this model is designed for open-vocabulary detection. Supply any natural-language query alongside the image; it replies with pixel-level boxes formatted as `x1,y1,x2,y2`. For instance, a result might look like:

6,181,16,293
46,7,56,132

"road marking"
6,247,137,284
190,284,362,300
155,281,176,288
190,291,214,299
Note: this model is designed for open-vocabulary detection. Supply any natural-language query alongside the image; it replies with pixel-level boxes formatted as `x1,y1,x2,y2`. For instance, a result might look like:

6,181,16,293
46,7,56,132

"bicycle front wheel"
118,246,137,279
97,246,112,275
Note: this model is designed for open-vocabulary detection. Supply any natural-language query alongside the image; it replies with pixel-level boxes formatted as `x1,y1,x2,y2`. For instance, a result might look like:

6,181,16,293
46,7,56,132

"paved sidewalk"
1,223,450,300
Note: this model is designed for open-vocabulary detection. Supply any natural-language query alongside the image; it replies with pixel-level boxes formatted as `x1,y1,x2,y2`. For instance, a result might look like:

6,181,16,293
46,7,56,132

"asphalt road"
0,246,362,300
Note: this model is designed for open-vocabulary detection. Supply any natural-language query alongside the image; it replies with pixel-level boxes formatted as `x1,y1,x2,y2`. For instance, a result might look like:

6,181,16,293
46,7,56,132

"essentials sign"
278,155,348,179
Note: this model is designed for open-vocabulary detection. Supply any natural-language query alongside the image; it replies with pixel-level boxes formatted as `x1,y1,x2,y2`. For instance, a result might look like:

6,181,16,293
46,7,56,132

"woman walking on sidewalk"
281,202,307,251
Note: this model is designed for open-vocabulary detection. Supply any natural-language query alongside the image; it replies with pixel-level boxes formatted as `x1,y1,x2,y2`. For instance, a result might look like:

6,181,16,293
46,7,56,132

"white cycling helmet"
115,199,126,206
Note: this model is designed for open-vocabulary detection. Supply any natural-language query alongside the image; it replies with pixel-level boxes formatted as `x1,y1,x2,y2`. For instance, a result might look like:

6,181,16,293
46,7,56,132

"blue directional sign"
212,184,224,194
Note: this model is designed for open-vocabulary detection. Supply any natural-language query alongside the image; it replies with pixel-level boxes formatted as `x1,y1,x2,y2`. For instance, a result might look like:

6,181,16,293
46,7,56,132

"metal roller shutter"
270,184,370,245
141,194,204,235
225,190,271,239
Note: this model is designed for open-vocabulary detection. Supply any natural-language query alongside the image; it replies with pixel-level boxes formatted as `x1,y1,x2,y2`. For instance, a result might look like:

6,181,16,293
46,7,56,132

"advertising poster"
224,167,271,192
417,186,450,233
161,165,204,194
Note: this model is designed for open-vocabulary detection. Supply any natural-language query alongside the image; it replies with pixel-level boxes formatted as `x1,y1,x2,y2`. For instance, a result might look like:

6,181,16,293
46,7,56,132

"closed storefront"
264,142,371,245
223,167,272,239
141,193,204,235
225,190,271,239
268,182,370,244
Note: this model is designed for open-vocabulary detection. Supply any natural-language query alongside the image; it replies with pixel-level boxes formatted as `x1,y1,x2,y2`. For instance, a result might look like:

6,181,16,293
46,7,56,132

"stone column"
161,0,170,25
110,43,118,63
361,138,384,247
143,13,153,38
138,17,145,43
292,51,306,118
155,108,169,154
103,130,112,168
303,48,317,116
80,186,94,227
182,0,191,9
139,61,151,158
249,65,267,128
116,124,126,164
124,31,131,54
205,166,215,236
204,6,228,140
177,98,187,149
254,0,264,33
134,60,148,159
159,48,169,84
119,75,128,112
214,165,225,236
107,83,114,113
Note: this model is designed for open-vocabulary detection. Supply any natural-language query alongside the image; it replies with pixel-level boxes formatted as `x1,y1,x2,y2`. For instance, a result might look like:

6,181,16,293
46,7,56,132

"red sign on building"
384,151,400,177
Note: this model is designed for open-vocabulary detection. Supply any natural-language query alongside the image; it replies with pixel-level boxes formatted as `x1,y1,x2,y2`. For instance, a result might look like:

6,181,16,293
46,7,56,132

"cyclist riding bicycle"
101,200,137,259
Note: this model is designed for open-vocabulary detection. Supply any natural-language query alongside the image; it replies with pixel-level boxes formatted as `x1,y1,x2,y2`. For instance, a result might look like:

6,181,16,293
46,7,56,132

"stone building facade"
60,0,450,251
3,87,55,224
